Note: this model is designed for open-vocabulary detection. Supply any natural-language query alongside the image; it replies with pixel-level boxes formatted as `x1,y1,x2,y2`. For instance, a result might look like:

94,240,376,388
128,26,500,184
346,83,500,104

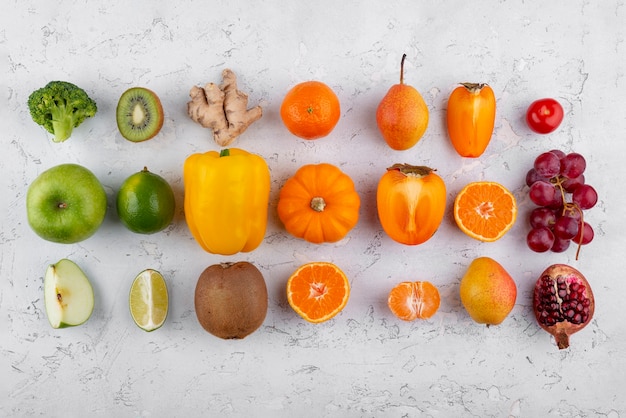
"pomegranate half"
533,264,595,349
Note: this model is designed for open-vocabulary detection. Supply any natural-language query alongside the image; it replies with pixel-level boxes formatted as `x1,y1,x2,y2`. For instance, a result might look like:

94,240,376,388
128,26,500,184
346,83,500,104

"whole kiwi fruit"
194,262,268,339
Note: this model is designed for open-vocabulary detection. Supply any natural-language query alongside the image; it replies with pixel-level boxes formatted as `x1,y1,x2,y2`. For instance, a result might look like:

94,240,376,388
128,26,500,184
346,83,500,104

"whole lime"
116,167,175,234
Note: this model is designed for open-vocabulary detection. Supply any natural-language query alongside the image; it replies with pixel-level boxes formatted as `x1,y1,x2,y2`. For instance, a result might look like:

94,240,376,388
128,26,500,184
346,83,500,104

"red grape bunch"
525,150,597,258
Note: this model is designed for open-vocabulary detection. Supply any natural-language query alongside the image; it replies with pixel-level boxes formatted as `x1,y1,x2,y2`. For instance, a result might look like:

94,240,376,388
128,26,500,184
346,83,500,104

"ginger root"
187,69,263,146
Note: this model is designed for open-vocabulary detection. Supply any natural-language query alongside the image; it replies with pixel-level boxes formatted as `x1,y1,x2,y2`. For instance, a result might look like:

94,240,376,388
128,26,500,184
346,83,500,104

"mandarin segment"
388,281,440,321
453,181,517,242
286,262,350,323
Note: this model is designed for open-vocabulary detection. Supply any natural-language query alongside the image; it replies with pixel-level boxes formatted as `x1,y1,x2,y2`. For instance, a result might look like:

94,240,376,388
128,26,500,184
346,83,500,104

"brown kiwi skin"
194,262,268,339
116,87,164,142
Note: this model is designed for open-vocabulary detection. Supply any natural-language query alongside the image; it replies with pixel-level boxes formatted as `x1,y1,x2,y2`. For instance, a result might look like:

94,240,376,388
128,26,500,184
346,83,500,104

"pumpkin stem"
387,163,435,178
310,197,326,212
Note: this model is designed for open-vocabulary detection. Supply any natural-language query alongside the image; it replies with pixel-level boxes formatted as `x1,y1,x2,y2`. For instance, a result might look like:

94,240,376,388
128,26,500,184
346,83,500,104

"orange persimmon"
376,164,446,245
277,163,360,244
446,83,496,158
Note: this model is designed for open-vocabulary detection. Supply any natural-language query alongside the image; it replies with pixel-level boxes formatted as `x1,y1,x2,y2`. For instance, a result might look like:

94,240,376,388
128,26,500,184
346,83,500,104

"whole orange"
280,81,341,140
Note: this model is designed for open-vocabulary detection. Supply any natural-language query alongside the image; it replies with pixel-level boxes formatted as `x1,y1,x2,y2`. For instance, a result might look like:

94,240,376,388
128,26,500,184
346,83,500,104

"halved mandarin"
286,262,350,323
453,181,517,242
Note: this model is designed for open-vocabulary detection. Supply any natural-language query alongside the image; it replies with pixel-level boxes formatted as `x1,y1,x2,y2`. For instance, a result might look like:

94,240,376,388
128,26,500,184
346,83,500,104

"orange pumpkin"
377,164,446,245
446,83,496,158
277,163,360,244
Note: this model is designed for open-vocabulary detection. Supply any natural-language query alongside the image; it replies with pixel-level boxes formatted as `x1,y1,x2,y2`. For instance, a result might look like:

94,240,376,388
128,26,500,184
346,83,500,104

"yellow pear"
459,257,517,325
376,53,429,151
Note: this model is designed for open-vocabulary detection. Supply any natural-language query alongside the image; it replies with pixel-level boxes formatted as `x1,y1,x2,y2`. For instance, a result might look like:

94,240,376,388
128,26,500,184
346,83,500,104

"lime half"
129,269,169,332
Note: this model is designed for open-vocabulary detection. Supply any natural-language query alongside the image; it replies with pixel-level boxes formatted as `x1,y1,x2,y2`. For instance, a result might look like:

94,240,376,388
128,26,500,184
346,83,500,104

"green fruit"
116,87,164,142
129,269,169,332
44,259,95,329
116,167,175,234
26,163,107,244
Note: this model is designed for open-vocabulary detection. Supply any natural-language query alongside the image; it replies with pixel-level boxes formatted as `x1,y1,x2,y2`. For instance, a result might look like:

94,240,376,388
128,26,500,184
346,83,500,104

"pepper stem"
220,149,230,157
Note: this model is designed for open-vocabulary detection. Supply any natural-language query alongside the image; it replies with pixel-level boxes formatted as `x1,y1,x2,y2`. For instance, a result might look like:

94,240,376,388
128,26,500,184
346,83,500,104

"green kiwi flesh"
116,87,164,142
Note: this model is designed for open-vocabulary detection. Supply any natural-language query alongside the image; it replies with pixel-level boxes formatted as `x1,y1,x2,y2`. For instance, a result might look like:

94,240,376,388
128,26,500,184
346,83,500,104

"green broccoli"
27,81,98,143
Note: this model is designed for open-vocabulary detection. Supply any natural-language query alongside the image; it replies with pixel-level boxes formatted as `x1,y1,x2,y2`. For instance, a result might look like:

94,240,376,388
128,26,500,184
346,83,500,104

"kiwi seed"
116,87,164,142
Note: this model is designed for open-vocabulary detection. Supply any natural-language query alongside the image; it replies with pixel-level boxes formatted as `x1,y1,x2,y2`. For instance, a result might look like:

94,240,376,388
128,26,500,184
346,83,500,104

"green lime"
116,167,175,234
129,269,168,332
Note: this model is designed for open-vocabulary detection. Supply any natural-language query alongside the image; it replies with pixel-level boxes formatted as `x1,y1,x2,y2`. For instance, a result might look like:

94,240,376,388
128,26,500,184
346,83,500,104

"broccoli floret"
27,81,98,143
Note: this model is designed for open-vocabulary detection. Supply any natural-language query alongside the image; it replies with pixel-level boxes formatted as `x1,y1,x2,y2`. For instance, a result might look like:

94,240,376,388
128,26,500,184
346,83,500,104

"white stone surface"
2,1,625,416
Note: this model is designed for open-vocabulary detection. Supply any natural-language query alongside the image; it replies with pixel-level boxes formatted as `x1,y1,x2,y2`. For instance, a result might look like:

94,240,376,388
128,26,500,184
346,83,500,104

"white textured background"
2,1,625,417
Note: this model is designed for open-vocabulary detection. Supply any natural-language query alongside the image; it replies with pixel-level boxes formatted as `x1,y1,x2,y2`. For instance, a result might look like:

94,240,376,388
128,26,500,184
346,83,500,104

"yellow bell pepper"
183,148,270,255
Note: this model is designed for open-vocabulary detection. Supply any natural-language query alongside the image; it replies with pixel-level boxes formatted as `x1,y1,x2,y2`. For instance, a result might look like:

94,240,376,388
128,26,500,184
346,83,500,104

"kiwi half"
116,87,164,142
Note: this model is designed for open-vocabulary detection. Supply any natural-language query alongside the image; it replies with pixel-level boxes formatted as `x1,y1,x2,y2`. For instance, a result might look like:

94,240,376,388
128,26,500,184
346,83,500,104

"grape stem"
551,176,585,260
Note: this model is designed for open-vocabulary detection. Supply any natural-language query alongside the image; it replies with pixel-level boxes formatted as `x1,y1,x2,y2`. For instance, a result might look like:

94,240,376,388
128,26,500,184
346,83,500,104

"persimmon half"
376,164,447,245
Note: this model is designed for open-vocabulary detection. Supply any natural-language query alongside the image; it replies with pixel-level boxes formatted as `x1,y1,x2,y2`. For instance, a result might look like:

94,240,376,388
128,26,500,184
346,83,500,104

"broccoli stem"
49,103,75,143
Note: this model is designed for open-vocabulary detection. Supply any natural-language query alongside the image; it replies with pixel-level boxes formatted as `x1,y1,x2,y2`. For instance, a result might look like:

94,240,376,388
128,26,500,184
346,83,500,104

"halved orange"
388,281,440,321
453,181,517,242
286,262,350,323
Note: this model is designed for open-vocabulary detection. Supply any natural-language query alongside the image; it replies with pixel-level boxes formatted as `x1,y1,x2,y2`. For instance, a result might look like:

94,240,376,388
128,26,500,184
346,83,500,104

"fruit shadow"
170,181,186,225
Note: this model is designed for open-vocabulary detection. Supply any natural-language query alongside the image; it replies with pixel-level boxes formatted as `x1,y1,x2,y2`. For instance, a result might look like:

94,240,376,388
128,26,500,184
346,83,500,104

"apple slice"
44,259,95,329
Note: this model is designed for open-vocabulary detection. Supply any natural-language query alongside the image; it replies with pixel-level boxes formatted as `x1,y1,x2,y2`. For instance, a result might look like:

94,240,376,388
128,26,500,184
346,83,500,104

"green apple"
26,163,107,243
44,259,95,328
